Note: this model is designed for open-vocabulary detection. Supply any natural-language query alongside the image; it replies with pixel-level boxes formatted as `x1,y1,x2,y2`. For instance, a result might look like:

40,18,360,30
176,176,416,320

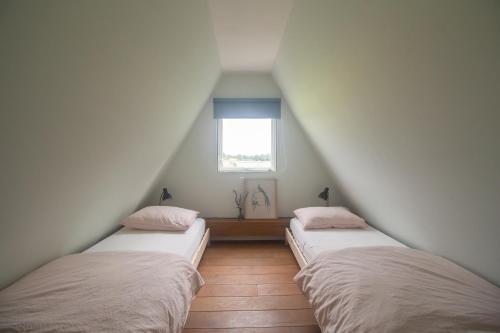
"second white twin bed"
288,217,405,266
287,207,500,333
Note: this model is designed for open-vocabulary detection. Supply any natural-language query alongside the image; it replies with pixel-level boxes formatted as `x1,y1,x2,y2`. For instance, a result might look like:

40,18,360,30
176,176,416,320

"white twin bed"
289,217,406,260
287,217,405,267
0,218,210,332
86,218,209,267
287,217,500,333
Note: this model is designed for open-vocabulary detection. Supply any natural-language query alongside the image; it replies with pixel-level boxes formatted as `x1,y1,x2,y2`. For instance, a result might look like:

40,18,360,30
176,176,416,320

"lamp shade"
318,187,329,201
158,187,173,205
161,188,172,201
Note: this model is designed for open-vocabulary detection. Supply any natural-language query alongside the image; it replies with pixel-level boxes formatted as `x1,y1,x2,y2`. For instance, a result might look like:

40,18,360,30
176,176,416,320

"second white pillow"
294,206,367,229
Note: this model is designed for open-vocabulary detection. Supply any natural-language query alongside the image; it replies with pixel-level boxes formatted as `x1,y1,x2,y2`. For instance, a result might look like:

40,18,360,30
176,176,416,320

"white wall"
0,0,220,288
146,73,338,217
274,0,500,284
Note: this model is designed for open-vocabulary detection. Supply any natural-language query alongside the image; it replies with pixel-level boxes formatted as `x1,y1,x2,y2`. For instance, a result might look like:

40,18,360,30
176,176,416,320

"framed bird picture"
244,178,277,219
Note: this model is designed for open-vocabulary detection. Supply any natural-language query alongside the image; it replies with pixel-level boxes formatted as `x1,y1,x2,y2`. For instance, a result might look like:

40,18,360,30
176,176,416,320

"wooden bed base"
191,228,210,268
285,227,308,269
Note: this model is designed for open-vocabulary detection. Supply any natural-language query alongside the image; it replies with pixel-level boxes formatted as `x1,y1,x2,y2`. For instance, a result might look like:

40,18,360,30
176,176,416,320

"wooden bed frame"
191,228,210,268
285,227,308,269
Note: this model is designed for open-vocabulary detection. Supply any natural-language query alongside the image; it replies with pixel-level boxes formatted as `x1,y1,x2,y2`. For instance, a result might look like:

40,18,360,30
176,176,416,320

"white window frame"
217,118,277,173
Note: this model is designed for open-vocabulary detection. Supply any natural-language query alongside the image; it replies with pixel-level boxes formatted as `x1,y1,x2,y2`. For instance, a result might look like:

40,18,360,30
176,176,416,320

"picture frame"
244,178,277,219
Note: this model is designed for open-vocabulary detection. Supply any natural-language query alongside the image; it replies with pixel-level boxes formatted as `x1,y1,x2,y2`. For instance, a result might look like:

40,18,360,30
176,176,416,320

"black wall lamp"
318,187,329,206
158,187,173,205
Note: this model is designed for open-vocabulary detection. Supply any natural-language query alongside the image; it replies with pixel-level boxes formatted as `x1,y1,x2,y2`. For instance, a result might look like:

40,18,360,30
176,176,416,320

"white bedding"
85,218,206,260
290,218,405,261
295,246,500,333
0,251,203,333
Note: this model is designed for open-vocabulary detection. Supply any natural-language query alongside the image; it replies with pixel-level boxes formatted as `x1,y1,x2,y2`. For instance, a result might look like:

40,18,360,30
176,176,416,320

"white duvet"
0,251,204,332
295,246,500,333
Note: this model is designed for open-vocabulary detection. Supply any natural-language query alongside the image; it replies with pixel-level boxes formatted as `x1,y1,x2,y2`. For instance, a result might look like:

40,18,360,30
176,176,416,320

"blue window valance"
213,98,281,119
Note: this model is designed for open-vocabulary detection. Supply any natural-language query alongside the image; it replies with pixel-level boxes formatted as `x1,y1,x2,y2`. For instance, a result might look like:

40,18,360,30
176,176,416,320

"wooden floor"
184,242,320,333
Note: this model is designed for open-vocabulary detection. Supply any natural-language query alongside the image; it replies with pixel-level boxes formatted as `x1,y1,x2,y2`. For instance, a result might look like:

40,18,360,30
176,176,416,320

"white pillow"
121,206,199,231
294,206,367,229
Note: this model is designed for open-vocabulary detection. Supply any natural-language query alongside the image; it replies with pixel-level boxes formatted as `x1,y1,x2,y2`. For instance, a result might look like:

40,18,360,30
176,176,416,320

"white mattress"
85,218,206,260
290,218,406,262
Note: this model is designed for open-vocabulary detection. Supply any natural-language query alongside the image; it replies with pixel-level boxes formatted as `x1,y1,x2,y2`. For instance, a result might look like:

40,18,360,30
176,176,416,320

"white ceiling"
208,0,293,72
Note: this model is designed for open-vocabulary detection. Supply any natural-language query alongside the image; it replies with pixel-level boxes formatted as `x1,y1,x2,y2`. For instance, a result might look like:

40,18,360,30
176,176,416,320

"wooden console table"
206,218,290,241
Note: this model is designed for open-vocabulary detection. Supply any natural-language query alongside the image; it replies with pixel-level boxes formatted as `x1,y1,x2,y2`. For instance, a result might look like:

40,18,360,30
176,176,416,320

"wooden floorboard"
185,310,317,328
257,283,303,296
203,273,296,285
197,284,258,297
191,295,311,311
203,249,292,259
184,242,319,332
183,326,321,333
198,265,299,275
200,257,296,266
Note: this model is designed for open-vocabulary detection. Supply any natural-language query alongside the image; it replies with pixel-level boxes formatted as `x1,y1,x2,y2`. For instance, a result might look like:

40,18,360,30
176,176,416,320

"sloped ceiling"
208,0,293,71
273,0,500,284
0,0,220,288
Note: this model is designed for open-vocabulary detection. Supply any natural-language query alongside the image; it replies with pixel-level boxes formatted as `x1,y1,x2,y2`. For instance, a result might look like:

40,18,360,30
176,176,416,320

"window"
218,118,276,172
214,98,280,173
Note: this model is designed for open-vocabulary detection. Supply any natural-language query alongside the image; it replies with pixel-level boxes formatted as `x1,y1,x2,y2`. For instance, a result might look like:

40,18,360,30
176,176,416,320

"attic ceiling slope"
209,0,293,71
273,0,500,285
0,0,220,289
